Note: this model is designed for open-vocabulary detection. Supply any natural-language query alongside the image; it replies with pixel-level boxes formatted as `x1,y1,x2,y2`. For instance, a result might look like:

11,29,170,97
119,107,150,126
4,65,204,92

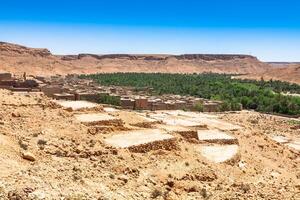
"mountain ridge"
0,41,299,84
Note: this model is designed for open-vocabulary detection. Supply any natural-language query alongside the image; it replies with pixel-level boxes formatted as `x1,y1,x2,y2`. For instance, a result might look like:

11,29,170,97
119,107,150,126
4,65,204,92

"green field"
81,73,300,116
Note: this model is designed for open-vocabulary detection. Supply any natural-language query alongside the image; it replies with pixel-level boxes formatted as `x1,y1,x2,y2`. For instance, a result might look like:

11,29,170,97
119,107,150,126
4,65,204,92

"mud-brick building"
53,93,76,101
110,87,117,93
166,101,176,110
0,72,40,92
41,85,65,97
0,72,14,89
203,101,221,112
151,102,167,111
75,92,100,102
135,97,148,110
0,72,12,80
121,97,135,109
174,100,187,110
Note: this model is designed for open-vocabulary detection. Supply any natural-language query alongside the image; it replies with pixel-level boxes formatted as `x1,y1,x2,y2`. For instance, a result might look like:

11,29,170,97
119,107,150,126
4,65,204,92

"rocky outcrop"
0,42,51,57
76,54,164,60
60,55,78,61
174,54,257,61
0,41,257,62
61,53,256,61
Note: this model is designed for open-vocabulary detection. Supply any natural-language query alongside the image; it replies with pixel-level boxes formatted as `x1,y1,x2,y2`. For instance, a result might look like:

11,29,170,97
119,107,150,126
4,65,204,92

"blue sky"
0,0,300,61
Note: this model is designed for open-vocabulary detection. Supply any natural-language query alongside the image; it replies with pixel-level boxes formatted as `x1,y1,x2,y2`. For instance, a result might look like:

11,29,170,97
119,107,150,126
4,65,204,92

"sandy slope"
238,63,300,84
1,42,299,83
0,42,266,73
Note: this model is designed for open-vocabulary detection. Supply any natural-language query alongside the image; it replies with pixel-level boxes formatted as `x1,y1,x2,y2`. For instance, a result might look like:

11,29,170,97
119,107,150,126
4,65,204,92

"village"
1,1,300,197
0,71,228,112
0,70,299,199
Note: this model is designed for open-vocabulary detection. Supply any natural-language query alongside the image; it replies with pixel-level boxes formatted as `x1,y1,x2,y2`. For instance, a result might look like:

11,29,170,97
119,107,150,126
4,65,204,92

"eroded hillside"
0,89,299,199
0,42,274,79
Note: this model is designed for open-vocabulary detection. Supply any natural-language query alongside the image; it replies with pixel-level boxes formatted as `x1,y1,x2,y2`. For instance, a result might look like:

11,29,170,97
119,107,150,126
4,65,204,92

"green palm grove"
81,73,300,116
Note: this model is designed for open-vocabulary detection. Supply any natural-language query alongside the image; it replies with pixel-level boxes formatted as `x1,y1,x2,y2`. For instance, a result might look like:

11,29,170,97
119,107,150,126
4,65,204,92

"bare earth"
0,89,299,199
1,41,299,84
237,63,300,84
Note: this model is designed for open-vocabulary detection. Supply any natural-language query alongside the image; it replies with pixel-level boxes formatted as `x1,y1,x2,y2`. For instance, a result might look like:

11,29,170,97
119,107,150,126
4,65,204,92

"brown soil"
237,63,300,84
0,89,299,199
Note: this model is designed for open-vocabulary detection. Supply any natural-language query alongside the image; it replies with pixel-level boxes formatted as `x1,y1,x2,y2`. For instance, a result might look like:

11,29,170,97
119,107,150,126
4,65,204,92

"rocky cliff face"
174,54,256,61
0,42,51,57
1,41,298,84
0,42,256,62
61,53,257,61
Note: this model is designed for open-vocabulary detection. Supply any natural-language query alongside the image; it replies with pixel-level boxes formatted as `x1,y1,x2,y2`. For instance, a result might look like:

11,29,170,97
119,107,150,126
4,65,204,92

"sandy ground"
0,89,299,199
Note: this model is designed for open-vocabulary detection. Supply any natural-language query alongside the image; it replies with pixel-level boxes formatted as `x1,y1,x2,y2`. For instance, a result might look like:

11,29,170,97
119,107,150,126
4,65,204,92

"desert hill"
262,63,300,83
0,41,299,84
237,62,300,84
0,89,299,199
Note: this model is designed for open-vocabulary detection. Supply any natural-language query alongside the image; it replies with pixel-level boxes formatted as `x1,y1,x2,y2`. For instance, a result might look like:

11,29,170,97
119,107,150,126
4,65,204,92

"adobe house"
53,93,76,101
152,102,167,111
75,92,102,102
121,97,135,109
203,102,221,112
135,97,148,110
41,85,65,97
0,71,12,80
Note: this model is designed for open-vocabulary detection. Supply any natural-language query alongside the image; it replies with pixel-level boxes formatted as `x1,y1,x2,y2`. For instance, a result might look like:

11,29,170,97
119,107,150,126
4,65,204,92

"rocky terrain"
2,41,298,83
238,62,300,84
0,89,299,199
263,63,300,83
1,41,299,84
